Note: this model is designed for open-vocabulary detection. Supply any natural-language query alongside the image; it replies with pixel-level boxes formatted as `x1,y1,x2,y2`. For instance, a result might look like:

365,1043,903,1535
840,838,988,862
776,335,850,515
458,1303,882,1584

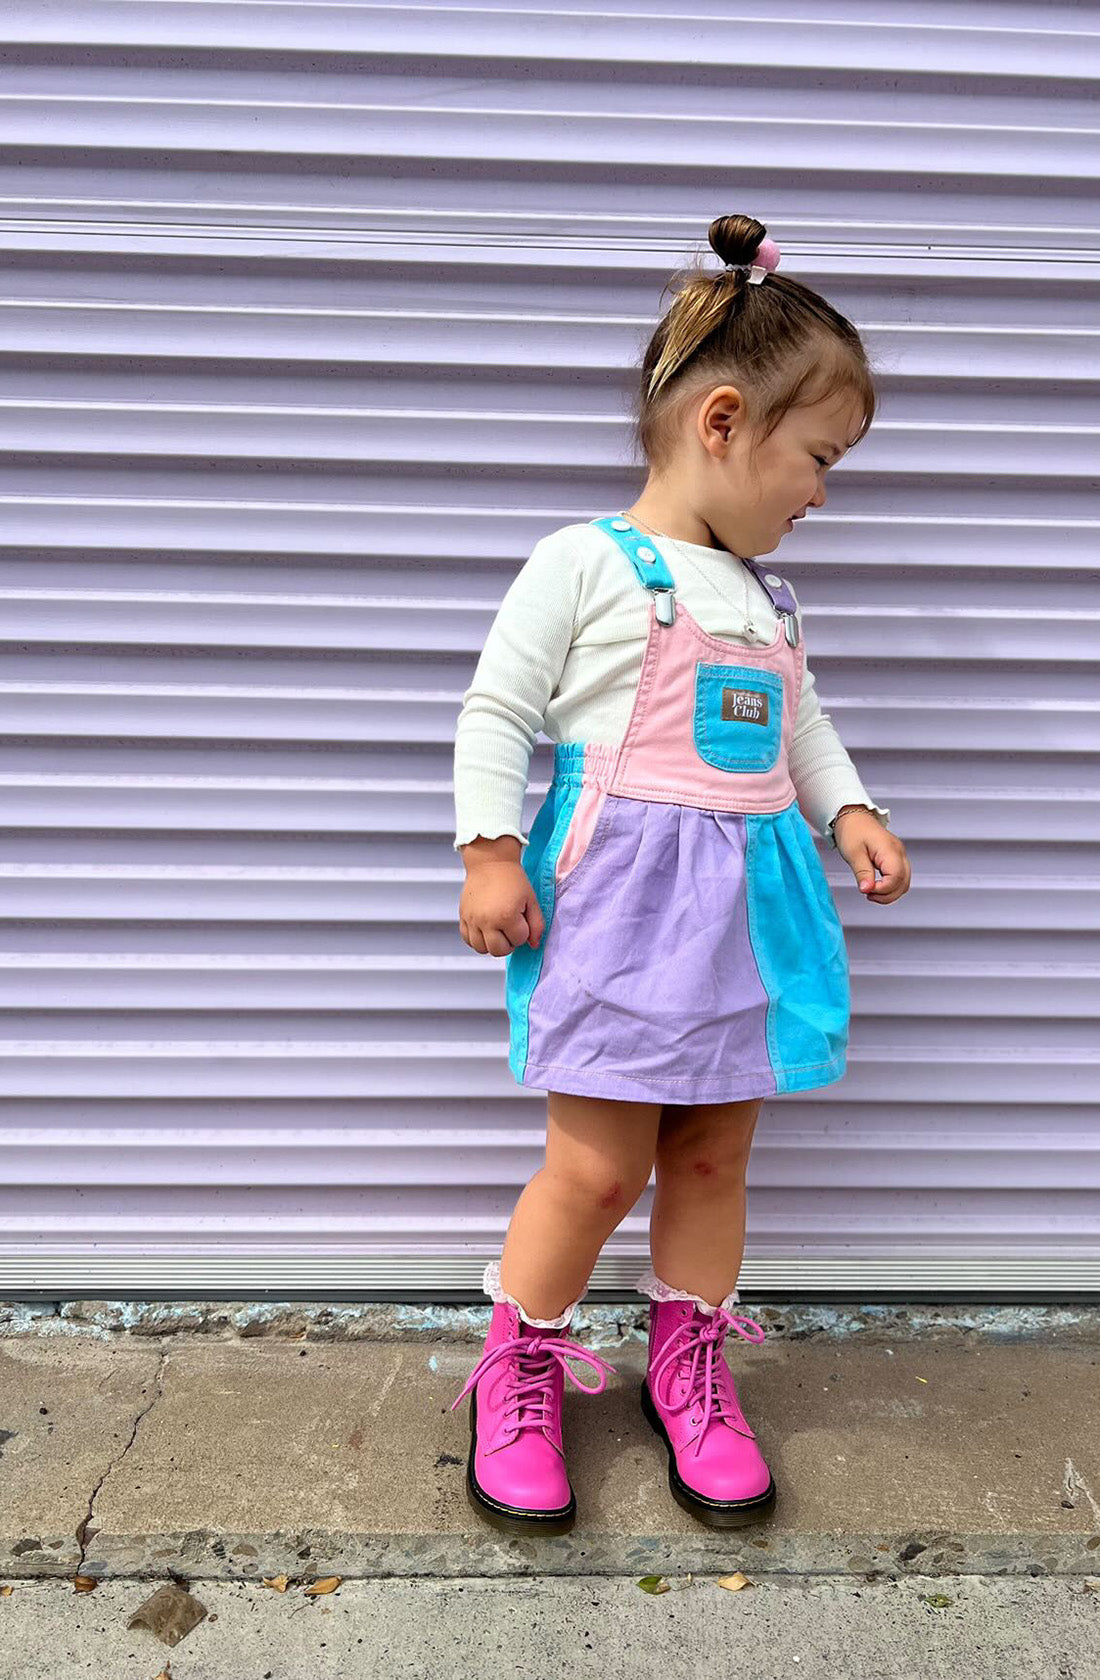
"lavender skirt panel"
517,787,778,1104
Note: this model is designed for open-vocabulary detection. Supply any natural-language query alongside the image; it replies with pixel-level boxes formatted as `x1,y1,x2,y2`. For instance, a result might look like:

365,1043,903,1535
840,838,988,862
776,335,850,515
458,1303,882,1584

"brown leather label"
721,687,769,725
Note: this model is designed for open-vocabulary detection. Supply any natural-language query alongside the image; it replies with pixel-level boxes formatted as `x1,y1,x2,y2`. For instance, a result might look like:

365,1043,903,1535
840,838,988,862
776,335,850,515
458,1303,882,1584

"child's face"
697,385,865,558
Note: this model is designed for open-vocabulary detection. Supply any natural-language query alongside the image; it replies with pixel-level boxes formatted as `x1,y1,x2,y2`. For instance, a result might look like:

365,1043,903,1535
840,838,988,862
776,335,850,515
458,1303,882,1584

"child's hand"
832,809,911,905
459,858,546,956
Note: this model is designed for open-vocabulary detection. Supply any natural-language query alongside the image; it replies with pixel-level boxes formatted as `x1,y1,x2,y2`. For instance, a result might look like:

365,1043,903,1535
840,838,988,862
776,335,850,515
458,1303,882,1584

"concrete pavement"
2,1298,1099,1584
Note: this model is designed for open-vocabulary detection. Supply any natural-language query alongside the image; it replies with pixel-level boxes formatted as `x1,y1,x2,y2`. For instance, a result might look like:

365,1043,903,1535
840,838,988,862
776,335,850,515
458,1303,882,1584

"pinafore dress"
504,515,850,1105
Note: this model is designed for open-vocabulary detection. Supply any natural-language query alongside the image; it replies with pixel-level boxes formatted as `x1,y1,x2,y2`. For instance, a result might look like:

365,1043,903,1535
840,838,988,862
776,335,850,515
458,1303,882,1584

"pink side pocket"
554,785,608,886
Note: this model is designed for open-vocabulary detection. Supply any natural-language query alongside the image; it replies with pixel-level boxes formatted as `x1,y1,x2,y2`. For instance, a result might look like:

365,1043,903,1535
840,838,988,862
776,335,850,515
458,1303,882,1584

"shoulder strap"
739,555,801,646
739,554,799,619
589,516,676,592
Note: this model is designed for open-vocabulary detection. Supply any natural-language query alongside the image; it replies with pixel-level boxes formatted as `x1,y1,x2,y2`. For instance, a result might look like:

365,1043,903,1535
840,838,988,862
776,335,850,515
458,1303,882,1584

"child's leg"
498,1090,662,1321
647,1099,764,1307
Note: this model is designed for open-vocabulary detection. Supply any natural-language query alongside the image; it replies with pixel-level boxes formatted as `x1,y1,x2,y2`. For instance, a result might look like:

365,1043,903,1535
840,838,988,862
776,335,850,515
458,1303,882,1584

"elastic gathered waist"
551,741,618,785
550,739,797,817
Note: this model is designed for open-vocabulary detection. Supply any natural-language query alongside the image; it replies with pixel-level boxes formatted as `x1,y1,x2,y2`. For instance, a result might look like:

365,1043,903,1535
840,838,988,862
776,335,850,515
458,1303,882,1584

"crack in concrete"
74,1343,170,1573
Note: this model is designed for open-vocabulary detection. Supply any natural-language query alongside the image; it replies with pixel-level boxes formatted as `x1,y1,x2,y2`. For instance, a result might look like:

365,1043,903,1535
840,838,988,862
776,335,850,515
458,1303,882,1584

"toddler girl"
448,213,911,1536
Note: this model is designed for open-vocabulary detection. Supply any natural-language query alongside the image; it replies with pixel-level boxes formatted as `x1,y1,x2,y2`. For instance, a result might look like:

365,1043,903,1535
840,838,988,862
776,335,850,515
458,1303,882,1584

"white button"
636,545,656,562
611,518,631,530
764,572,783,587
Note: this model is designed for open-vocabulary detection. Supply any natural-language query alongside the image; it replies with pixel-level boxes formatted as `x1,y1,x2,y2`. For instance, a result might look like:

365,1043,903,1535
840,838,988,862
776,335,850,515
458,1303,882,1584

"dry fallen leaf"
72,1575,98,1593
303,1576,342,1597
262,1575,291,1592
0,1586,13,1597
127,1582,208,1647
716,1572,752,1592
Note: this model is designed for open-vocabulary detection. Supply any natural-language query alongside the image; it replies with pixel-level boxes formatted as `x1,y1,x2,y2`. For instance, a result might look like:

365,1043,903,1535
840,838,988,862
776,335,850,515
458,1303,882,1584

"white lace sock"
482,1258,585,1330
635,1265,741,1319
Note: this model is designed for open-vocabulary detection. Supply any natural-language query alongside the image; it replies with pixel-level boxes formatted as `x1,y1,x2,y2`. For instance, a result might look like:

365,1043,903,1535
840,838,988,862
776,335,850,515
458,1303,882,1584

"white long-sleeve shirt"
453,519,890,853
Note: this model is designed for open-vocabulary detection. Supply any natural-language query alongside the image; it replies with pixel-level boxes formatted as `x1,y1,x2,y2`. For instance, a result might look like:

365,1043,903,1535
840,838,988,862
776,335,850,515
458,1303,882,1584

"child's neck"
620,502,725,552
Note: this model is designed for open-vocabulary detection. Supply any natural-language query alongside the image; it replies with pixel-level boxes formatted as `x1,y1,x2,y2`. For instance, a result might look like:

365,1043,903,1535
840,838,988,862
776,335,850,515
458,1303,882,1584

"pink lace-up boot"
449,1259,618,1535
636,1267,776,1529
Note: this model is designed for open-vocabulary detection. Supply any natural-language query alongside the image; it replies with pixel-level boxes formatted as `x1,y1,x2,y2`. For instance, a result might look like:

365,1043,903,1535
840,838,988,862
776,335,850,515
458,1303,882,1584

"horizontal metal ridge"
3,225,1100,274
0,602,1094,660
1,307,1099,376
11,590,1091,621
3,1250,1099,1296
0,791,1093,847
3,112,1099,192
0,1126,1094,1155
0,505,1096,557
2,405,1100,479
0,952,1095,975
0,1197,1096,1238
2,694,1091,753
0,977,1092,1020
0,952,1092,990
6,216,1100,262
0,1040,1095,1062
0,862,1097,885
6,7,1100,74
3,1145,1097,1194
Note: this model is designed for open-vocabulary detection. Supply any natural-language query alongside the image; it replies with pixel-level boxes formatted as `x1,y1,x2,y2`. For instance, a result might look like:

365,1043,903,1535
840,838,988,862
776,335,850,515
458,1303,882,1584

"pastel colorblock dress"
503,515,850,1105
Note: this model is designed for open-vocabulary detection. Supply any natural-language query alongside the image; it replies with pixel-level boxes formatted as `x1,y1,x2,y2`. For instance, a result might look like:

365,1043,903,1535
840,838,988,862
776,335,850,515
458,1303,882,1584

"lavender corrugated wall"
0,3,1096,1299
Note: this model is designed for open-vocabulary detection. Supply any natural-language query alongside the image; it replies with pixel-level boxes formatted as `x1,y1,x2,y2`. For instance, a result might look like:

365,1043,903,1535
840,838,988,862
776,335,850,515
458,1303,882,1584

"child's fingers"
525,893,546,948
848,843,877,894
848,842,904,901
863,840,911,903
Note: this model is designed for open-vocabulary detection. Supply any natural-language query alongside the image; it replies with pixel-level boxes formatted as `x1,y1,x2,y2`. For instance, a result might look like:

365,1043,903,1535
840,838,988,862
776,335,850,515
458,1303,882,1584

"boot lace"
649,1306,765,1459
450,1330,618,1431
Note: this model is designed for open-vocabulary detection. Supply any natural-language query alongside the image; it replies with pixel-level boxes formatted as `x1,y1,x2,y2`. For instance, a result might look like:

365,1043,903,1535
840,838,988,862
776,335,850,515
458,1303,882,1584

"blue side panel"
505,745,586,1082
743,804,850,1094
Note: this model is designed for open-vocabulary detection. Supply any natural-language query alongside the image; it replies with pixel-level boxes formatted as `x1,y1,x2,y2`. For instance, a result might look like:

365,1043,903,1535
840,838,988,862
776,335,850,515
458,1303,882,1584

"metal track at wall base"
2,1251,1098,1302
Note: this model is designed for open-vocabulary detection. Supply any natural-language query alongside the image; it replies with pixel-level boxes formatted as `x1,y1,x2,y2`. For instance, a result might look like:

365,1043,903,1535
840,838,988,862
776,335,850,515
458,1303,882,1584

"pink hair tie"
726,237,781,285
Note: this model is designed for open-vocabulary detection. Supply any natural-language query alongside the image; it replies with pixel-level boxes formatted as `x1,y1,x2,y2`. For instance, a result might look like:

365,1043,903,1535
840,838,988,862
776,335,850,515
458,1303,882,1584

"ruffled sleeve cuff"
453,824,529,854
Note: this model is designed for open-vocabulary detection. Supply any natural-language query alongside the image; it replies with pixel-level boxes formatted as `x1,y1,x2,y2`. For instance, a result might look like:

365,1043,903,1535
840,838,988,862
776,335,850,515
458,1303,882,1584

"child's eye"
813,455,829,468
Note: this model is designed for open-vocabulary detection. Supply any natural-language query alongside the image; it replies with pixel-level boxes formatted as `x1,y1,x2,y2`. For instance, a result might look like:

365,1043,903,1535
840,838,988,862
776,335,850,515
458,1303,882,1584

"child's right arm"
453,532,581,957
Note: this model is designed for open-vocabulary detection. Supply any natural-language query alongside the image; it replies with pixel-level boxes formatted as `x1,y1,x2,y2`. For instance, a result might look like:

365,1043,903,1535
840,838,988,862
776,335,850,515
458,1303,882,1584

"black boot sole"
461,1385,578,1536
641,1378,777,1530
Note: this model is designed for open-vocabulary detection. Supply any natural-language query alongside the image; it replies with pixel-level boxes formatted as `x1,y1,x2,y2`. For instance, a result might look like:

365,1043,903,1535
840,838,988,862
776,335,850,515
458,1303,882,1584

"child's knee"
545,1160,651,1218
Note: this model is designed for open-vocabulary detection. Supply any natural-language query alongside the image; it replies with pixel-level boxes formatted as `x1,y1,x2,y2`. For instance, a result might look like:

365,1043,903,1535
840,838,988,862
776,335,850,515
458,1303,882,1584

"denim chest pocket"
693,663,784,773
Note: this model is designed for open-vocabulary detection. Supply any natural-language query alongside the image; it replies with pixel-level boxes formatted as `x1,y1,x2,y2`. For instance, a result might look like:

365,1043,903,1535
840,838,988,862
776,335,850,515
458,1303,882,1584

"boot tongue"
515,1318,555,1430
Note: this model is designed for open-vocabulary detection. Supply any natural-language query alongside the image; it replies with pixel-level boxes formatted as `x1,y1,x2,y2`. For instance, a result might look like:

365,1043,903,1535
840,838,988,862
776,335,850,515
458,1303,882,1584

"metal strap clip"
653,588,676,627
782,610,800,647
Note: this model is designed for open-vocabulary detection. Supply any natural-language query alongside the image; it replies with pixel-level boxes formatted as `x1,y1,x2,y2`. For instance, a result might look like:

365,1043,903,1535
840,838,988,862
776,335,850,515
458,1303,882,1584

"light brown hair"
630,213,877,474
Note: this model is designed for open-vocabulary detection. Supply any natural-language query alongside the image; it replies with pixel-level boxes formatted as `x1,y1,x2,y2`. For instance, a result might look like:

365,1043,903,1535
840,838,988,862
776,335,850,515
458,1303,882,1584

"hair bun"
707,212,772,271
